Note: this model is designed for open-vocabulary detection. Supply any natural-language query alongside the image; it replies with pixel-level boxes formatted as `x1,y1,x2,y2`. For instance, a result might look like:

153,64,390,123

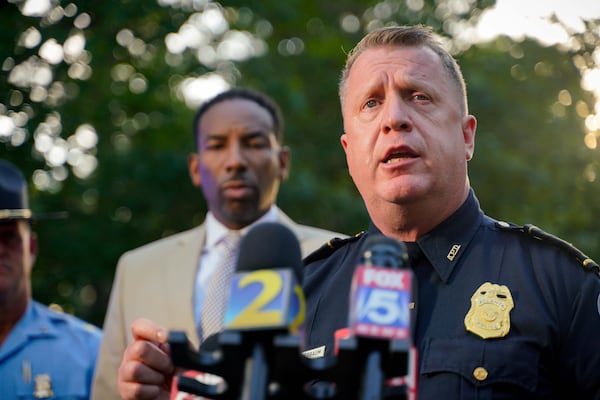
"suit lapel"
164,225,206,348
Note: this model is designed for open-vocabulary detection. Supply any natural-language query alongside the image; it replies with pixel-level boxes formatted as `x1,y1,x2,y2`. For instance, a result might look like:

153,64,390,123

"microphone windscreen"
348,233,413,341
236,222,303,281
359,234,408,269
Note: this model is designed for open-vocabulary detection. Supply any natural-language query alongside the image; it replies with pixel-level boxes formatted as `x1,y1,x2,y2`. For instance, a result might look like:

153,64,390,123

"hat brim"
0,209,68,221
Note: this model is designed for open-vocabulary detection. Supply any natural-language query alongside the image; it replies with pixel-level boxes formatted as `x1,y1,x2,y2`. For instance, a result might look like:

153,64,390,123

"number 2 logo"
228,270,285,328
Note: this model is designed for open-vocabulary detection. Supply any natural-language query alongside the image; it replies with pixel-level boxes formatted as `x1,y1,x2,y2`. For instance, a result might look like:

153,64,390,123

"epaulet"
495,221,599,276
46,304,101,334
303,231,365,265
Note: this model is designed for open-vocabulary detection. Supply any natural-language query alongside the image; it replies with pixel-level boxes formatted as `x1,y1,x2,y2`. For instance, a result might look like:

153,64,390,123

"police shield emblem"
464,282,514,339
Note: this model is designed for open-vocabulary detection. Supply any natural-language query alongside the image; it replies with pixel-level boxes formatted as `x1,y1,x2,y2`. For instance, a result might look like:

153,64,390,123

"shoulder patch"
303,231,365,265
495,221,599,276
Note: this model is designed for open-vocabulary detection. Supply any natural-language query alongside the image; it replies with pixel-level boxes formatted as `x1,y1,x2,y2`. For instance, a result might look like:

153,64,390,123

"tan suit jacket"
91,209,345,399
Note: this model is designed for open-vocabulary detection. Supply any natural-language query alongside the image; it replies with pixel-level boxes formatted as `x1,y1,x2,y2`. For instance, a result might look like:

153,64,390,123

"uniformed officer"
0,159,102,399
303,25,600,399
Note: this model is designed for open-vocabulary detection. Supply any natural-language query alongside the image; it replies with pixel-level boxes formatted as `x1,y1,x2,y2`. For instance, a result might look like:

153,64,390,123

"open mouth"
383,149,418,164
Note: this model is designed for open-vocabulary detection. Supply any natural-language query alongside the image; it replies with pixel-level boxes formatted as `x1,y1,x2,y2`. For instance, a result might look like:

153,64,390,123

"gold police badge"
464,282,514,339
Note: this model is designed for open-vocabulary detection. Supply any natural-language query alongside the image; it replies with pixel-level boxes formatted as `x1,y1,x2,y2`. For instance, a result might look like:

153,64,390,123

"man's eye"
244,134,271,149
247,140,269,149
413,93,430,101
365,99,378,108
205,141,224,150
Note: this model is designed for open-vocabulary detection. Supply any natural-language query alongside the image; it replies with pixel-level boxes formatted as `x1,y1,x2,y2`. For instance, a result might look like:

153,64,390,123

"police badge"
464,282,514,339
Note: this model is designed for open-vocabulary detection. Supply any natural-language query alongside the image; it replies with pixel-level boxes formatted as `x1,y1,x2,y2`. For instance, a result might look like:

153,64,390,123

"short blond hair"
339,25,468,114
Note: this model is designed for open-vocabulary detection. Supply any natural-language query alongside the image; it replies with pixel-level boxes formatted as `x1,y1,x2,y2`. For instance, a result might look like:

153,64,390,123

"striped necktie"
201,233,241,341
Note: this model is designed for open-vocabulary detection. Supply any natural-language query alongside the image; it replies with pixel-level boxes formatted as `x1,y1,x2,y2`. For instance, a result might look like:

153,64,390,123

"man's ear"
463,115,477,161
278,145,291,181
30,231,38,265
340,132,348,151
188,153,202,188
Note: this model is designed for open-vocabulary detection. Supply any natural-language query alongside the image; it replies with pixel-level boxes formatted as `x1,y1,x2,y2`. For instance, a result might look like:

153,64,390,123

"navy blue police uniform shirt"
303,189,600,399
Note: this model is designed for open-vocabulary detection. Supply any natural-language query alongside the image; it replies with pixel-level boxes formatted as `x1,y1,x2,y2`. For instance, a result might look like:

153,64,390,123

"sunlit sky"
476,0,600,44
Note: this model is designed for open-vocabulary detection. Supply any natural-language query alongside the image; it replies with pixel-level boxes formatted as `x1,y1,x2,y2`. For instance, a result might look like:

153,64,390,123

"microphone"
349,234,412,340
223,221,305,334
222,222,305,399
336,234,416,399
168,222,307,400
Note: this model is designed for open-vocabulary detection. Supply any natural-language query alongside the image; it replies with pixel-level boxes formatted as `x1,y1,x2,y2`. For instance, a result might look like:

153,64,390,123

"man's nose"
382,94,412,133
225,142,247,170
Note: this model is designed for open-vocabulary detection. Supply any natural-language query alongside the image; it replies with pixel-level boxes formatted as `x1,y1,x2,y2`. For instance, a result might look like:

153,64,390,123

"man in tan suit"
92,87,346,399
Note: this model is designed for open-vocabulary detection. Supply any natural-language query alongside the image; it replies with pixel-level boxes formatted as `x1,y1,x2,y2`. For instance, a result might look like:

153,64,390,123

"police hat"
0,159,66,221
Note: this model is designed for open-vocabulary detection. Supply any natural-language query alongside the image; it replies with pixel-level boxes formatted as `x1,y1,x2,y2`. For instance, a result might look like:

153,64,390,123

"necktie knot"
222,232,241,252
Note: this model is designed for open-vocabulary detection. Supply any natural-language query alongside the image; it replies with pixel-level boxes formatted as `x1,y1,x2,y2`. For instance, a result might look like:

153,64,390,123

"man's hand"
118,318,176,400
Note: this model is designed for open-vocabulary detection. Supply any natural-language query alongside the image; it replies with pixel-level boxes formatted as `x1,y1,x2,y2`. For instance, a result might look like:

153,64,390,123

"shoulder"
120,225,204,261
493,221,599,276
303,230,365,265
32,301,102,342
275,210,350,256
294,225,350,258
275,209,346,240
294,224,348,242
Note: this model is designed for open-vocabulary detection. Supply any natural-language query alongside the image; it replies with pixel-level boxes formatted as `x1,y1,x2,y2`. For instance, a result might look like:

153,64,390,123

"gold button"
473,367,488,381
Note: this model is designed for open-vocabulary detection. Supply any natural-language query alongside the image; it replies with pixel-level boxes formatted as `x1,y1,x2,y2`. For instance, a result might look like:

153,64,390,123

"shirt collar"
204,205,279,248
416,189,483,282
368,189,483,282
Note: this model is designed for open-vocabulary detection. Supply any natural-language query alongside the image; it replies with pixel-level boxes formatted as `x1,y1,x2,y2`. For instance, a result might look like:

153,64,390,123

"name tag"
302,345,326,359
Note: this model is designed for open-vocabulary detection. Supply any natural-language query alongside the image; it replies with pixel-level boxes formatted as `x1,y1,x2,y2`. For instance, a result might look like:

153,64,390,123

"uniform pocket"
421,336,539,392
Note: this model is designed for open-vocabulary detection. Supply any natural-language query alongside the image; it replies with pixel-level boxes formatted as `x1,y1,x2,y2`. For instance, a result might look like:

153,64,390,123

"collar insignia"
447,244,461,261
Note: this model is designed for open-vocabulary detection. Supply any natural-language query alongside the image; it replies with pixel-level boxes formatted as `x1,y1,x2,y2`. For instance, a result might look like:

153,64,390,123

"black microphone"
221,222,305,399
168,222,306,400
348,234,411,340
223,221,304,335
338,233,415,399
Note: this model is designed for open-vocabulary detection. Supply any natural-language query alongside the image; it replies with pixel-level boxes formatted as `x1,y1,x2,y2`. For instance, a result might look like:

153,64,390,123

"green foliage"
1,0,598,327
464,38,600,254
